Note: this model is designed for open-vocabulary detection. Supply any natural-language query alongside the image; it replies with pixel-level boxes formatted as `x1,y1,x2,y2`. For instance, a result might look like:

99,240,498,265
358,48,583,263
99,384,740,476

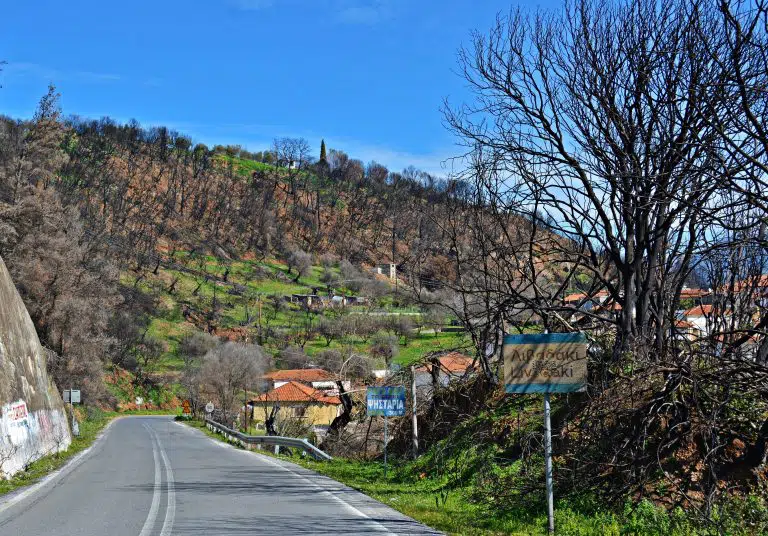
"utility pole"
257,294,263,344
383,414,388,478
411,365,418,458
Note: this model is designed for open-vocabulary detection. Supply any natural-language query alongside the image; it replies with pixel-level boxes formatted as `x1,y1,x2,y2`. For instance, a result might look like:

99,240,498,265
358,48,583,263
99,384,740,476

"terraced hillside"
114,252,466,403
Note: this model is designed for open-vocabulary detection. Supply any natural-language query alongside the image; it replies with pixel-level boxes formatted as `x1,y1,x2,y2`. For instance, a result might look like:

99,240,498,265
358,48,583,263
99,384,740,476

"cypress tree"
319,139,327,163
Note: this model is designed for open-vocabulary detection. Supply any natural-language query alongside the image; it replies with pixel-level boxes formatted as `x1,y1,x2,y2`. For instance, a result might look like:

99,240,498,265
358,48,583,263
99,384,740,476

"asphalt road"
0,416,441,535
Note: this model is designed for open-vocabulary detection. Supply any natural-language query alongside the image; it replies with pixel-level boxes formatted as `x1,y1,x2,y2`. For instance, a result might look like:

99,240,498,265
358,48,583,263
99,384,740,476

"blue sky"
0,0,539,176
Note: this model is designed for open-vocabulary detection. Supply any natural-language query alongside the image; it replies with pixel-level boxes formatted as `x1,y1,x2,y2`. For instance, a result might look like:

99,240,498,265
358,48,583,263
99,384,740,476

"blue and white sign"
366,386,406,417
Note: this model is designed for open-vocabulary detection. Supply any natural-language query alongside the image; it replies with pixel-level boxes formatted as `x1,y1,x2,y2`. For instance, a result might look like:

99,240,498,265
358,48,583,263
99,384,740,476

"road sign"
62,389,81,404
503,332,587,535
205,402,214,414
366,386,406,417
366,386,406,477
503,333,587,393
182,400,191,416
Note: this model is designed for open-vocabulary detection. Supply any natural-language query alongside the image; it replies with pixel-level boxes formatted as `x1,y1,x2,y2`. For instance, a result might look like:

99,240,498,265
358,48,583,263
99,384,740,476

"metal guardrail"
204,419,333,461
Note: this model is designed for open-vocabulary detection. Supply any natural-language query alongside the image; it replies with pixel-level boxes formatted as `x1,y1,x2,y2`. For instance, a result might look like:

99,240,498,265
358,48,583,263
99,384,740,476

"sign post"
366,386,406,477
503,332,587,534
63,388,81,436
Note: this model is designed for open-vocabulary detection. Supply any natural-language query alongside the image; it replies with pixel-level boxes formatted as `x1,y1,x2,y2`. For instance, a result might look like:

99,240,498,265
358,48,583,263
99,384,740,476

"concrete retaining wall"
0,255,72,478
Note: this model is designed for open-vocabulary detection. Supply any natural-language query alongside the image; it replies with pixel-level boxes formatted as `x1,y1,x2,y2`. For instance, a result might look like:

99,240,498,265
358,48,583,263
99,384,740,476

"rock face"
0,255,71,478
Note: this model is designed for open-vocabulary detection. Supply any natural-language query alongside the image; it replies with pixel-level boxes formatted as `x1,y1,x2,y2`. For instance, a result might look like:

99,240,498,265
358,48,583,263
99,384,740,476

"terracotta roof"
684,304,714,317
416,352,475,374
593,301,622,312
564,290,610,303
679,288,710,298
674,320,697,329
252,381,341,405
717,274,768,293
263,368,335,383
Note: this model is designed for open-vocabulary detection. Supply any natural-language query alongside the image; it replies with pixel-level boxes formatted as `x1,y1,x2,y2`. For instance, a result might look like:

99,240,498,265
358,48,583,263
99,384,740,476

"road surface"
0,416,440,535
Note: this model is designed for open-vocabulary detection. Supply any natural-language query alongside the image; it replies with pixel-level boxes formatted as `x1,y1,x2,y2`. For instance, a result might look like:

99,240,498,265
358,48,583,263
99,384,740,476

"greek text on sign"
503,333,587,393
367,386,406,417
3,400,29,422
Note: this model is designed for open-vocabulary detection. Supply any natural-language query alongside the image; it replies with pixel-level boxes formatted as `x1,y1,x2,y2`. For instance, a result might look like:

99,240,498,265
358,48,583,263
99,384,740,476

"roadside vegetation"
2,0,768,531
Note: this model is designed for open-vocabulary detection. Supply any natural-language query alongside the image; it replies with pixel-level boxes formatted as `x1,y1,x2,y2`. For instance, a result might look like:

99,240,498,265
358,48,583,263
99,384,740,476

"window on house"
293,406,306,418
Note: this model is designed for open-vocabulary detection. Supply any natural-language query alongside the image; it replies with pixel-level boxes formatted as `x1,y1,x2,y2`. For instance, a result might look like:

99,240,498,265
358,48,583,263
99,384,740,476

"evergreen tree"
319,139,327,163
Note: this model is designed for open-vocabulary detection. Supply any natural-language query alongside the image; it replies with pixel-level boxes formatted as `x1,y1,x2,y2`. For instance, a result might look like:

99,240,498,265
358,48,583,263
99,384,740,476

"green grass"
180,418,624,535
123,253,467,384
0,409,109,496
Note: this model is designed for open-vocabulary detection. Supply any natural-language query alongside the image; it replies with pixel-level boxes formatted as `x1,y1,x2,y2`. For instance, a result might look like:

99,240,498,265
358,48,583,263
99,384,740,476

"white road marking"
139,423,162,536
149,426,176,536
0,417,123,517
185,422,394,535
255,453,394,534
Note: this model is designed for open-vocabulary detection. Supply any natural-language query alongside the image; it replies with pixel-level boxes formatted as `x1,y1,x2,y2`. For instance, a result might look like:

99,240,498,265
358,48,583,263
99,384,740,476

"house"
673,319,704,341
563,290,611,311
346,296,370,306
414,352,476,395
290,294,321,307
249,381,342,432
680,287,711,300
263,368,350,395
682,304,731,337
373,263,397,282
330,295,348,306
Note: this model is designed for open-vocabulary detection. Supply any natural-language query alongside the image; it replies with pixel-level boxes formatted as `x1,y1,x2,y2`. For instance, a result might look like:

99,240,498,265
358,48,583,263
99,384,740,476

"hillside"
112,250,467,405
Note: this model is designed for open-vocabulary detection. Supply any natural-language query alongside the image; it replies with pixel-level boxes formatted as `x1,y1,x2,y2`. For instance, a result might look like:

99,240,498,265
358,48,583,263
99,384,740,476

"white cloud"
3,62,121,84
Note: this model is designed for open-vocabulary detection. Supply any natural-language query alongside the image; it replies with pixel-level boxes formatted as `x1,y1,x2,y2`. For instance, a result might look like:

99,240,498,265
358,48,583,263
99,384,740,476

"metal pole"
544,392,554,534
384,415,388,478
411,365,418,458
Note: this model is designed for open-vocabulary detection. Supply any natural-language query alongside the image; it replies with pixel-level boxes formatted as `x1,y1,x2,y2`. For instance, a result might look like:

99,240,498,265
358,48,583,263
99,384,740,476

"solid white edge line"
256,453,394,534
0,416,124,517
139,423,163,536
177,421,394,535
149,426,176,536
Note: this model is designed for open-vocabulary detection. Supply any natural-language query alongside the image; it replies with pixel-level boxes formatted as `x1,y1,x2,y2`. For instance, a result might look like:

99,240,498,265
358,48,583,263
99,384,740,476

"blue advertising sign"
366,386,407,417
502,333,588,393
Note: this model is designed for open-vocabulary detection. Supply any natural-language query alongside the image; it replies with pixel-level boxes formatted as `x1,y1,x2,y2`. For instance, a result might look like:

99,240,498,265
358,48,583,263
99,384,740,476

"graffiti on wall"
0,399,71,478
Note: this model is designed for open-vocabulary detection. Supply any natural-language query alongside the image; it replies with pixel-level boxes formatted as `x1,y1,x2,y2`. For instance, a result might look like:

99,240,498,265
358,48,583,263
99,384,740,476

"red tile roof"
679,288,710,298
252,381,341,405
593,301,622,312
416,352,476,374
263,368,335,383
684,304,714,317
564,290,610,303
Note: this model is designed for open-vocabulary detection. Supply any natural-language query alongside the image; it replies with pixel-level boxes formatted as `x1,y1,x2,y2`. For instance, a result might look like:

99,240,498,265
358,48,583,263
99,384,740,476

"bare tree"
202,342,269,426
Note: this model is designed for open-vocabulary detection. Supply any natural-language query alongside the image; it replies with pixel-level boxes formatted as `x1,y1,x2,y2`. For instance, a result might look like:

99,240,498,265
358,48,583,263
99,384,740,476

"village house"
249,381,342,435
262,368,350,395
563,290,611,312
372,263,397,281
290,294,321,307
414,352,477,398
